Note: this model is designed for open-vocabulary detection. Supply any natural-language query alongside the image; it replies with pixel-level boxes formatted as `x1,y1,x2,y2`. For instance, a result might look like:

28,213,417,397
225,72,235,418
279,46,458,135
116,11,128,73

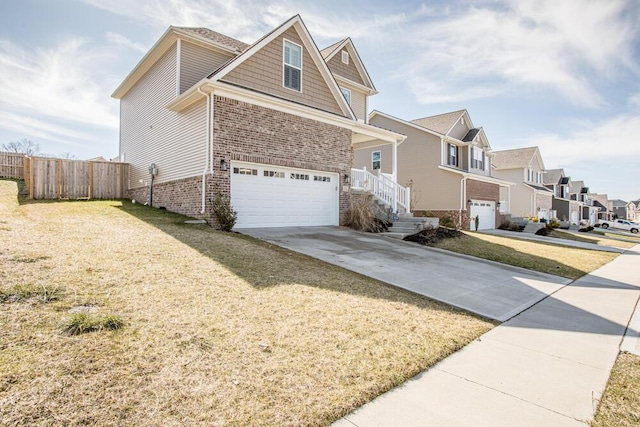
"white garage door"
230,162,339,228
469,200,496,230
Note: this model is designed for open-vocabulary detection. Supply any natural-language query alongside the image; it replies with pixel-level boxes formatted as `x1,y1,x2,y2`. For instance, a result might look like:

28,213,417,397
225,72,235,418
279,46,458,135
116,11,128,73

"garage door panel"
470,200,496,230
231,162,339,228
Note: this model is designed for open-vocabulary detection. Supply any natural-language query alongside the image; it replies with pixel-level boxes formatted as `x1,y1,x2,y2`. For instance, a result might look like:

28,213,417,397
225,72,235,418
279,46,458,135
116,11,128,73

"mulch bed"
403,227,463,245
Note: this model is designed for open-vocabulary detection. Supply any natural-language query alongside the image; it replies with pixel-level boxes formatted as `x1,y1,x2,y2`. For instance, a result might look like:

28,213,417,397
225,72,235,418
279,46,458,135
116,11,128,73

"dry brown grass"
592,352,640,426
549,230,636,249
0,180,494,426
431,231,618,280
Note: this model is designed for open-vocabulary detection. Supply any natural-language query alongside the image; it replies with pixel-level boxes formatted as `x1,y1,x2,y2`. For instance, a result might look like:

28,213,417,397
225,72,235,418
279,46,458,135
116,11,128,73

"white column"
393,140,398,213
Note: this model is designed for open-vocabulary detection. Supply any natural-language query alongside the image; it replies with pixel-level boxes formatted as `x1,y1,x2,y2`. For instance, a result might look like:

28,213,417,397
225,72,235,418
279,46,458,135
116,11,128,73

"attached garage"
469,200,496,230
230,162,339,228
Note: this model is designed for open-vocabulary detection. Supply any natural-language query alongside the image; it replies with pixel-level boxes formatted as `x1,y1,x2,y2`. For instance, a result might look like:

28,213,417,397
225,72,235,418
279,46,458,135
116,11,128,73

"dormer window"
536,172,542,184
340,87,351,105
341,50,349,64
447,144,458,167
283,40,302,92
527,169,534,182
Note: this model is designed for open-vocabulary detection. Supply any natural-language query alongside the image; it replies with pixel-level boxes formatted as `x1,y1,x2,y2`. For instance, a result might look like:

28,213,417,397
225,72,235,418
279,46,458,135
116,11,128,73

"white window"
283,40,302,92
527,169,534,182
372,151,381,170
264,170,285,178
340,87,351,105
233,167,257,176
341,50,349,64
471,148,485,170
447,144,458,167
536,171,542,184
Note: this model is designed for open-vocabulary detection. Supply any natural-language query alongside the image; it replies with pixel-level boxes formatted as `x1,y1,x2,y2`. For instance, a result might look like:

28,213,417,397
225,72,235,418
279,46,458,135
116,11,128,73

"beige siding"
222,26,344,116
349,89,366,121
180,41,234,94
356,115,462,210
448,120,468,139
326,47,366,86
493,168,534,217
120,43,207,189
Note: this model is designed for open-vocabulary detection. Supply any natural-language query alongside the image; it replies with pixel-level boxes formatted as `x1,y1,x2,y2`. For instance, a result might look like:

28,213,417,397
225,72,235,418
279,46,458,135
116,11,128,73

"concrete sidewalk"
481,229,626,253
333,244,640,427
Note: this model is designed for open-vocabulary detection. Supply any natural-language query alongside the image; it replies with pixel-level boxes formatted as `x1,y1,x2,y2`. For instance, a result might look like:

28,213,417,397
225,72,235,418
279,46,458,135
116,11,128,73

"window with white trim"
536,171,542,184
341,50,349,64
527,169,534,182
283,40,302,91
447,144,458,167
340,87,351,105
471,148,485,170
372,150,381,170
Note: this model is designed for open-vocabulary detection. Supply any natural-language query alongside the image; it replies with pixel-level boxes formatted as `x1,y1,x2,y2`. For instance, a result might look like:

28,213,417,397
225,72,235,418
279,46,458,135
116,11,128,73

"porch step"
523,223,546,234
387,217,437,237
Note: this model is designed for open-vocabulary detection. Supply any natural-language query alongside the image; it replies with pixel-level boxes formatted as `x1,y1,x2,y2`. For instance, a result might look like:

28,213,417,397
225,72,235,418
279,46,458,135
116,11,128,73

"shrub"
548,219,561,228
345,194,377,232
536,226,552,236
211,192,237,232
439,215,456,229
64,312,124,335
578,226,594,233
529,216,539,223
498,220,511,230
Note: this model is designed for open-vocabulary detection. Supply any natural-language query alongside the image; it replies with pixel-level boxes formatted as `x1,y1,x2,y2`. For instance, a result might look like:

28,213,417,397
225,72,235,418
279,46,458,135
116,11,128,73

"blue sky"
1,0,638,200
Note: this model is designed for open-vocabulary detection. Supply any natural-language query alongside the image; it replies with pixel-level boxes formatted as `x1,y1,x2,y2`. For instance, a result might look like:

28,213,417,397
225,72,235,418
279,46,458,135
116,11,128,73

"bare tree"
2,139,40,156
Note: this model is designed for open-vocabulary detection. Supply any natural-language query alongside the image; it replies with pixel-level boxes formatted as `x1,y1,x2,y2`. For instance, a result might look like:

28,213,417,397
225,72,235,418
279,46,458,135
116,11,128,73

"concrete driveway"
237,227,571,321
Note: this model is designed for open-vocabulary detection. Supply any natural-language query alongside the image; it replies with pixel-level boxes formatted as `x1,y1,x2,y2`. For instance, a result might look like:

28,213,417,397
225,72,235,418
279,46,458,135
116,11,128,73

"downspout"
198,87,210,214
460,175,467,227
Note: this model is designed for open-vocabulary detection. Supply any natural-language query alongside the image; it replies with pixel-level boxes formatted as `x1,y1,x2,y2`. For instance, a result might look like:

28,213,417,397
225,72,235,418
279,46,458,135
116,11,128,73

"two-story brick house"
112,15,404,228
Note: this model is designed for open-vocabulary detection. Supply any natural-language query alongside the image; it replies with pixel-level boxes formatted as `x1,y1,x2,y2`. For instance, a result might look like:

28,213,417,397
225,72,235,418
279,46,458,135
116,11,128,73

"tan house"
353,110,512,230
626,200,640,222
112,15,405,228
492,146,554,220
543,169,581,223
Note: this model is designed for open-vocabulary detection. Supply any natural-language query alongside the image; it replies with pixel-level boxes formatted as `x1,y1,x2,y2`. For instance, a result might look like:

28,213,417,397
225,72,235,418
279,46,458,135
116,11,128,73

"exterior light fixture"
220,159,228,171
344,173,350,184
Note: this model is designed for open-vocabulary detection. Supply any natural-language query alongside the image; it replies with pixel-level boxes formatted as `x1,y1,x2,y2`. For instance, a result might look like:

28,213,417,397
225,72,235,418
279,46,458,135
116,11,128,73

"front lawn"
592,352,640,426
0,180,493,426
428,231,618,280
547,229,635,249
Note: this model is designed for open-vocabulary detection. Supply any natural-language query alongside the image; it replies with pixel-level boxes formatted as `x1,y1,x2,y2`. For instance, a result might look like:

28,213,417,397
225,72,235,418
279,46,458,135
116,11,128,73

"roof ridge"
410,109,466,122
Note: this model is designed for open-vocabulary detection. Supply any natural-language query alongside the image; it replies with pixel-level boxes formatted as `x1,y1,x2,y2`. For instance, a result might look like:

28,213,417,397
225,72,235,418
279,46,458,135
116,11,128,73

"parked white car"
598,219,639,234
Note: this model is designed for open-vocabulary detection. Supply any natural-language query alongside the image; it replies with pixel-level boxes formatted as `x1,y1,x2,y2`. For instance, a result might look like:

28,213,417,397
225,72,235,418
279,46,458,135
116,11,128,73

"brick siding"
129,96,354,226
466,179,500,230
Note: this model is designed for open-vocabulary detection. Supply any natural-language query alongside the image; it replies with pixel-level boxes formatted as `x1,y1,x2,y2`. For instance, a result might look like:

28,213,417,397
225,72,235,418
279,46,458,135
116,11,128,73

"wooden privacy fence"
0,152,25,179
22,157,129,200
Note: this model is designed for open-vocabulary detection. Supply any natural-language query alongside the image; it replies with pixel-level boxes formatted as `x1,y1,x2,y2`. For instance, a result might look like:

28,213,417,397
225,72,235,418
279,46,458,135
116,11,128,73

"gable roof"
208,15,354,120
569,180,585,193
610,199,627,207
321,38,376,92
492,147,540,170
411,110,466,135
174,27,249,52
543,168,565,185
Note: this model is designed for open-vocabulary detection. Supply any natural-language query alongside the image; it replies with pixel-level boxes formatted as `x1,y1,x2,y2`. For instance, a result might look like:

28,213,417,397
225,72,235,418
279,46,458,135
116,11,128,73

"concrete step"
383,232,411,240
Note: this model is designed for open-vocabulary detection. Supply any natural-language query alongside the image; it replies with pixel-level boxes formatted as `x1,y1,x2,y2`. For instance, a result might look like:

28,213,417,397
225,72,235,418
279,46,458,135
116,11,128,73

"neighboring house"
569,180,598,225
608,199,627,219
112,15,404,228
353,109,513,230
492,146,554,220
588,193,611,221
627,200,640,222
543,169,581,223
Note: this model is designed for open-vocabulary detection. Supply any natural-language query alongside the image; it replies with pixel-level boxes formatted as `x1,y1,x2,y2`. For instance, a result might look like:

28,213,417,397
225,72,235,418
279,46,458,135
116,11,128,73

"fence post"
88,162,93,199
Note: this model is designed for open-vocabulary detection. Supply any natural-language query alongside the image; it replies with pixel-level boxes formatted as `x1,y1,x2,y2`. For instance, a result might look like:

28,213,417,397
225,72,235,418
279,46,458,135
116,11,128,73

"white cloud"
402,0,638,107
512,114,640,199
629,93,640,108
106,32,148,54
0,38,119,130
0,112,88,146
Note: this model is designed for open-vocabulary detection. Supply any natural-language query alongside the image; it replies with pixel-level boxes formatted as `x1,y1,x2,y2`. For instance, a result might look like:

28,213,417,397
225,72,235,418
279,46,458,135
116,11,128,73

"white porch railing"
351,167,410,213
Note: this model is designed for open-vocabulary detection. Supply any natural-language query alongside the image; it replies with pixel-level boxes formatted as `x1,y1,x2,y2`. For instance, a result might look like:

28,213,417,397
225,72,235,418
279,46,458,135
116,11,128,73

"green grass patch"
429,231,617,280
0,283,62,303
63,312,124,335
592,352,640,426
548,230,635,249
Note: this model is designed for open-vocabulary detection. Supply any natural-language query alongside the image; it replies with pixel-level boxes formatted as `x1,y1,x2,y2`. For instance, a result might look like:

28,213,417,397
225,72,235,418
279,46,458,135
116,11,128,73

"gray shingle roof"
411,110,465,135
544,168,565,185
610,199,627,207
462,128,480,142
492,147,538,170
174,27,249,52
570,180,585,193
525,183,553,193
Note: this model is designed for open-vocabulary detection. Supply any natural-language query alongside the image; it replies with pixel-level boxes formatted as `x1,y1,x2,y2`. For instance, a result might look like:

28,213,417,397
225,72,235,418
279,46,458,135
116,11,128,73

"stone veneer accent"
128,96,354,226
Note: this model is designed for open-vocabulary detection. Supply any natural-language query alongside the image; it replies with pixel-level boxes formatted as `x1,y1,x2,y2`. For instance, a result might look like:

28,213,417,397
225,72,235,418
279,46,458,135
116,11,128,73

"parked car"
597,219,639,234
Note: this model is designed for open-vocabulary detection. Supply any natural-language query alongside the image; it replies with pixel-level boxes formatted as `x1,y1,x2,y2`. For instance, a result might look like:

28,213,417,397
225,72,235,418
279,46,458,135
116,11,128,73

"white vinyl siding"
120,43,207,189
180,41,234,94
